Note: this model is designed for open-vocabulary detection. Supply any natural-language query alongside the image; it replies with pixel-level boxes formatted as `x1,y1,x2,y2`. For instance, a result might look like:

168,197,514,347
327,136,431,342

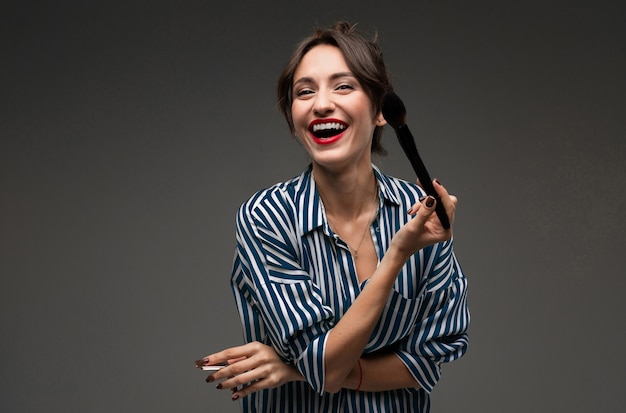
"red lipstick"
308,118,348,145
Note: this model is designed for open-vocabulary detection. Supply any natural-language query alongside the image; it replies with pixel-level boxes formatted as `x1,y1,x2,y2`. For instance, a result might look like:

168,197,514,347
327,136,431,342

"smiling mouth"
310,121,347,139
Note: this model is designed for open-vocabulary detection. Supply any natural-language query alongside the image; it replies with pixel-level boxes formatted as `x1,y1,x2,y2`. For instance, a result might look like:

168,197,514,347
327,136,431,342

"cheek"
291,105,309,128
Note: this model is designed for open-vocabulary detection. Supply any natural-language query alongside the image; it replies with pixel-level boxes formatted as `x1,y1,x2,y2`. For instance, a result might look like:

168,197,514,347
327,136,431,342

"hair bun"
332,21,357,34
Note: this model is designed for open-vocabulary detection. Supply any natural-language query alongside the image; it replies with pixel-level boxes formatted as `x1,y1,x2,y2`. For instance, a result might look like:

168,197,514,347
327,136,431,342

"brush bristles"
381,91,407,129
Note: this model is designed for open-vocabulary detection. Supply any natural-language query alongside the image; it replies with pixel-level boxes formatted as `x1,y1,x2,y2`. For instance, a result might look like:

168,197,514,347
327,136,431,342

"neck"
313,163,378,221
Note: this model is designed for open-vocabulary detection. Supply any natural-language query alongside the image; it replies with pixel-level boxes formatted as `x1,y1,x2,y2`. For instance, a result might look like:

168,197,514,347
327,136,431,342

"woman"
198,21,469,412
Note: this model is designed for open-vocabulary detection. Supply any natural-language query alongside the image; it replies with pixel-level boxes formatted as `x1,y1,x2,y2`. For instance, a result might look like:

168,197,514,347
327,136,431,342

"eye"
295,88,315,99
335,83,355,92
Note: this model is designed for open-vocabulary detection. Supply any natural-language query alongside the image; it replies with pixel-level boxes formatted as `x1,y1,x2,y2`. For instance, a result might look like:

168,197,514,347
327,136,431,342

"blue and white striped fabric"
231,164,469,412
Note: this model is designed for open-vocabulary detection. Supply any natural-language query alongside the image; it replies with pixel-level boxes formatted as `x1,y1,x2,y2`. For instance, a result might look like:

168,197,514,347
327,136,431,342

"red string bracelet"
355,359,363,392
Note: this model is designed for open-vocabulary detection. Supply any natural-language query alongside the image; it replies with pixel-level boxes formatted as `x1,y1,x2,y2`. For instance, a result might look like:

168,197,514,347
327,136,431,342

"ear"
375,113,387,126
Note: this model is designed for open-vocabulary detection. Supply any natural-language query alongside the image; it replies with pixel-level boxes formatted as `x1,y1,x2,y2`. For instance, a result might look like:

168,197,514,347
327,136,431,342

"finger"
405,196,436,234
231,378,268,401
432,179,457,223
448,195,458,207
205,347,243,365
195,357,209,367
228,373,238,392
229,369,282,401
216,367,264,392
414,195,436,224
205,341,261,366
228,356,247,364
211,353,261,382
206,373,236,386
432,179,450,204
407,196,426,215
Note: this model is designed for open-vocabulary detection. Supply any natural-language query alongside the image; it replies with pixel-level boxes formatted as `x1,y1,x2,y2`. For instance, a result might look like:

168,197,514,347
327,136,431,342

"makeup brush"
381,91,450,229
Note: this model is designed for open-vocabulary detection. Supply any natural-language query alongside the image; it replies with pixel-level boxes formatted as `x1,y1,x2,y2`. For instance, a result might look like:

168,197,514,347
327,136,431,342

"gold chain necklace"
317,182,379,259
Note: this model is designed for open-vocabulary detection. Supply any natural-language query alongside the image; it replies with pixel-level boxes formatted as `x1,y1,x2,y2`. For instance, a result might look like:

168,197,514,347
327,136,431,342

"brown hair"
277,21,392,155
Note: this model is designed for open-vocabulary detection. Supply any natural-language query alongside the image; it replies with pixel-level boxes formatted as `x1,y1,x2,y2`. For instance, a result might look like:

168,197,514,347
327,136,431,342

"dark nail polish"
232,394,240,401
419,196,426,202
205,376,214,383
216,383,223,390
195,358,209,368
435,178,442,185
425,196,435,208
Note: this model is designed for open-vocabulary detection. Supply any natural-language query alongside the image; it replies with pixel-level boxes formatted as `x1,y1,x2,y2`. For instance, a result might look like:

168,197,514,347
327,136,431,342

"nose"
312,89,335,116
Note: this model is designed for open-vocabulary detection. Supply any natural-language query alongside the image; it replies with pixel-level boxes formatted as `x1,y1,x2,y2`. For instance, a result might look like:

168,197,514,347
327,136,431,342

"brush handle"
396,124,450,229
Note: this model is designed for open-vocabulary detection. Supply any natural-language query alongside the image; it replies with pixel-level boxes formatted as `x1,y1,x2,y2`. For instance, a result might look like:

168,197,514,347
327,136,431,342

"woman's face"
291,44,384,171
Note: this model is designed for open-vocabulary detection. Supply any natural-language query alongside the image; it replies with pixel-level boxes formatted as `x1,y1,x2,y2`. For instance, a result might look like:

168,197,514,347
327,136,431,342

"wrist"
288,365,305,382
380,246,409,275
342,359,363,390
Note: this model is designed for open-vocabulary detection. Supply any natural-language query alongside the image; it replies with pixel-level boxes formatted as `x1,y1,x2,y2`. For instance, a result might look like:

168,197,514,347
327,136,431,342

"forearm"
342,353,420,392
323,247,408,392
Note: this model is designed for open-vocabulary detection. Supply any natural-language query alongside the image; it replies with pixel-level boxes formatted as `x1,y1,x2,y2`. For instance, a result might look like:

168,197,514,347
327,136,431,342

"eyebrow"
293,72,356,86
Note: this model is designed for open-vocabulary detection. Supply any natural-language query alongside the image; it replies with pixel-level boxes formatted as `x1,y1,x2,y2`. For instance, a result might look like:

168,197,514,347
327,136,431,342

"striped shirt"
231,165,469,412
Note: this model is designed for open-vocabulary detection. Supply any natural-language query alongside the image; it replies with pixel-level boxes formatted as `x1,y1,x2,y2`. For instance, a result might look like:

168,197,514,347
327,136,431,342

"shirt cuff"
295,333,329,395
394,350,441,394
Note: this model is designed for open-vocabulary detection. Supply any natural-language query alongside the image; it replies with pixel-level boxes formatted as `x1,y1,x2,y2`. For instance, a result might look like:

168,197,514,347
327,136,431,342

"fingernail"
205,376,214,383
425,196,435,207
216,383,223,390
419,196,426,202
434,178,442,185
232,394,240,401
406,208,413,215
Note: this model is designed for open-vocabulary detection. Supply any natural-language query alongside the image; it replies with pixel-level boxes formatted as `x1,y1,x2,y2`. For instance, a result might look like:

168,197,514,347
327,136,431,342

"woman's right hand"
198,341,304,401
390,179,457,260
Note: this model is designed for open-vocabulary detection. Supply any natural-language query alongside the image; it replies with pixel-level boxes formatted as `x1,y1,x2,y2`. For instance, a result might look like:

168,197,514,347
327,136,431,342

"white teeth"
312,122,346,132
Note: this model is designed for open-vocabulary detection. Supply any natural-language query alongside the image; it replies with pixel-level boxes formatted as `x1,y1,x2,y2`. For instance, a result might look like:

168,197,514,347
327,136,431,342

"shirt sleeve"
230,193,334,394
393,238,470,394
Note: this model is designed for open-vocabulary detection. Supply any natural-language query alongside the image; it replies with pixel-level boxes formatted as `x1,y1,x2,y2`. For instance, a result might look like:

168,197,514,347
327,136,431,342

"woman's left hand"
197,341,304,401
392,179,457,259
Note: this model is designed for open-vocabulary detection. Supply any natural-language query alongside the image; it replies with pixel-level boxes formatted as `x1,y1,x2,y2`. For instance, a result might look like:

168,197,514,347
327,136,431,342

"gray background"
2,1,624,412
